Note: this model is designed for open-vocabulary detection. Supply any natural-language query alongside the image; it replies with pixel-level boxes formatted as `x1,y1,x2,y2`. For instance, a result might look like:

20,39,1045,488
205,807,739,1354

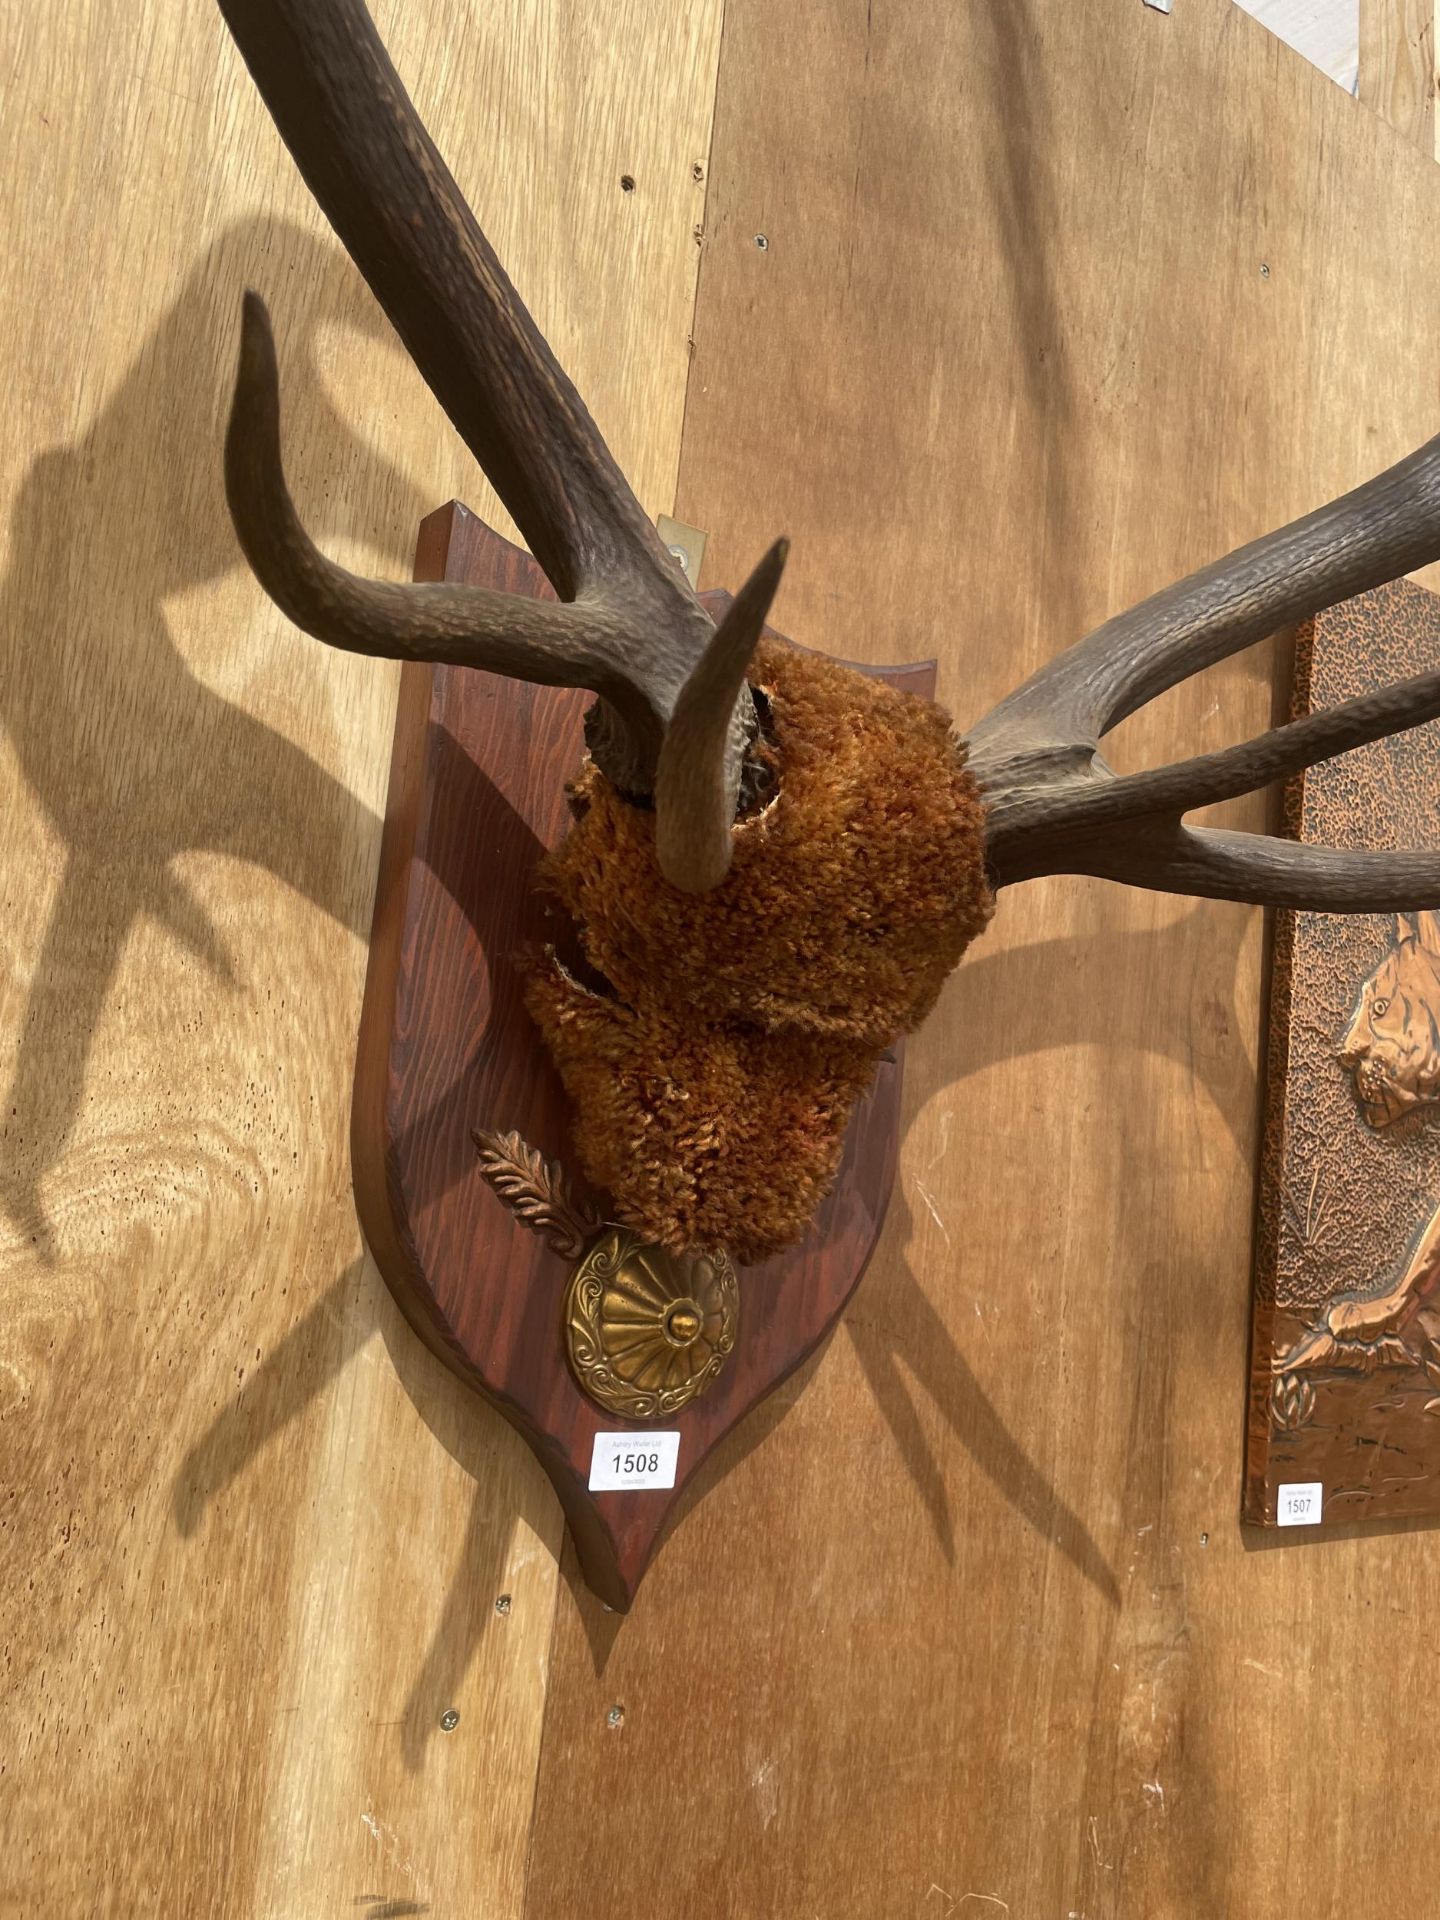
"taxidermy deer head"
220,0,1440,1263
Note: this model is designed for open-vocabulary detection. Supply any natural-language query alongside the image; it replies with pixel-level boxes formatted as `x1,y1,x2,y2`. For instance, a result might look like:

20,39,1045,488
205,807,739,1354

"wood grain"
523,2,1440,1916
355,503,922,1609
1361,0,1437,154
0,1,720,1912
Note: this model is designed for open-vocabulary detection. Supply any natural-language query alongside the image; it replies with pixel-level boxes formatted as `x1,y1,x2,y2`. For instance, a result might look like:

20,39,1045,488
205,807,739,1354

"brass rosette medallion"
565,1229,738,1420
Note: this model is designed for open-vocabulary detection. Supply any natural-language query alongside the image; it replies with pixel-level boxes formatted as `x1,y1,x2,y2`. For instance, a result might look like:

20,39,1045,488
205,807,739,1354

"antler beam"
219,0,774,889
218,0,672,596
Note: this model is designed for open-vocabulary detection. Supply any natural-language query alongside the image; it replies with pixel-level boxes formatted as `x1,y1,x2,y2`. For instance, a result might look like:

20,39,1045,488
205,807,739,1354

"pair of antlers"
222,0,1440,909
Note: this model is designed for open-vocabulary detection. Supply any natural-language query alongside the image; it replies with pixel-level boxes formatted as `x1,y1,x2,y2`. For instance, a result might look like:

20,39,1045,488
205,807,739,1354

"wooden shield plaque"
353,502,922,1608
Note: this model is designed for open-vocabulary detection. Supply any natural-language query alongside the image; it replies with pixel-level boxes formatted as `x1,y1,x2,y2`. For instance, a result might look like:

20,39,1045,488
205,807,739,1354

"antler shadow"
172,1251,555,1775
0,217,426,1256
850,893,1257,1587
846,1203,1120,1604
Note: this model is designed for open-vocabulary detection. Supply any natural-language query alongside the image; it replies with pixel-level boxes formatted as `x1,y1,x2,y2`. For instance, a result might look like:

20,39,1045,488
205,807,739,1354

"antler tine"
217,0,688,610
1032,827,1440,913
226,293,650,706
656,539,790,891
968,429,1440,771
985,659,1440,863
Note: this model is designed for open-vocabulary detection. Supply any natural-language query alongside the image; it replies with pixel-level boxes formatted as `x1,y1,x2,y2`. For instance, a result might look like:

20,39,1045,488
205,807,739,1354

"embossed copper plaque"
1248,580,1440,1525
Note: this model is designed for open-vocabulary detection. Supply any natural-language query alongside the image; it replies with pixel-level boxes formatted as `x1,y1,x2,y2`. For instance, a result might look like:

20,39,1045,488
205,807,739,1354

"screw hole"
755,232,769,251
620,174,636,194
692,161,704,181
606,1703,625,1731
1259,262,1270,279
495,1593,512,1616
439,1708,460,1732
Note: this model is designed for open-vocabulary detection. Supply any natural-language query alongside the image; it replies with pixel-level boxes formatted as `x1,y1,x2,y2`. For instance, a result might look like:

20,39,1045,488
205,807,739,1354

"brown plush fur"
525,641,994,1261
